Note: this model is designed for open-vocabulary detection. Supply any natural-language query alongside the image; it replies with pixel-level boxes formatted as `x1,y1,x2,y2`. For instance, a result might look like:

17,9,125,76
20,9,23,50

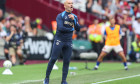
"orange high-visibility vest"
88,24,102,35
51,21,57,34
105,25,120,46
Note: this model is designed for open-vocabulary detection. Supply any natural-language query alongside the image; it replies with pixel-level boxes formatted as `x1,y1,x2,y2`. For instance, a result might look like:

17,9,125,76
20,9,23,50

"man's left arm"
73,17,80,31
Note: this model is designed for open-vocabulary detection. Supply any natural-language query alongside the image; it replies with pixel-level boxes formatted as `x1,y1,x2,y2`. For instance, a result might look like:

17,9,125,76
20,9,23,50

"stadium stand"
1,0,140,64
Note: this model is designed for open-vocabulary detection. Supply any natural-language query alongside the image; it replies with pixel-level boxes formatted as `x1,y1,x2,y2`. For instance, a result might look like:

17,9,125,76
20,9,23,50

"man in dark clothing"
0,0,6,15
44,0,80,84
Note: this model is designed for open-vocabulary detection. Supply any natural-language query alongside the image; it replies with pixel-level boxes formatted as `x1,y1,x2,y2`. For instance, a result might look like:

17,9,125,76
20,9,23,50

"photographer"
6,25,23,66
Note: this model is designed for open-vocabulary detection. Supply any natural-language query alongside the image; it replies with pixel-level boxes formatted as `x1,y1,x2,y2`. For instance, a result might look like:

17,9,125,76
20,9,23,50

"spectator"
102,0,108,8
99,16,110,35
127,0,137,10
0,16,5,29
7,11,16,20
102,5,113,18
91,0,103,18
77,18,88,40
118,17,128,55
0,9,3,18
0,25,9,60
6,25,23,66
129,35,140,62
86,0,93,13
16,16,24,26
120,1,134,16
132,13,140,39
107,0,117,16
51,21,57,35
0,0,6,15
122,10,132,31
36,18,43,29
30,22,37,36
24,16,34,36
35,18,48,31
118,17,128,36
0,22,6,38
0,24,8,60
134,2,140,16
88,19,103,55
9,17,16,26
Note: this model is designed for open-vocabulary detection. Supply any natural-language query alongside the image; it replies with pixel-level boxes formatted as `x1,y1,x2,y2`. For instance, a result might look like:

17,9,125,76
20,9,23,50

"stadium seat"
80,52,98,70
72,40,97,69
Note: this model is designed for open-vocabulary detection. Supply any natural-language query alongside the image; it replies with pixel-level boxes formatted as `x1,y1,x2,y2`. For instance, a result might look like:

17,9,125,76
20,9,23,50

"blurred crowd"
1,0,140,66
0,7,48,65
86,0,140,18
71,0,140,62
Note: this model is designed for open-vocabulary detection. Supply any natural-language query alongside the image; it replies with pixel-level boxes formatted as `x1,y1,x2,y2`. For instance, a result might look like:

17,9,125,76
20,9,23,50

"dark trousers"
45,40,72,81
92,41,103,56
129,51,136,62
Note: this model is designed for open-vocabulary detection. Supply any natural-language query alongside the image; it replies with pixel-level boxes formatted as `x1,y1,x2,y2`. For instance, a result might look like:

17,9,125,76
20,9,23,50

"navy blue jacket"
55,11,80,42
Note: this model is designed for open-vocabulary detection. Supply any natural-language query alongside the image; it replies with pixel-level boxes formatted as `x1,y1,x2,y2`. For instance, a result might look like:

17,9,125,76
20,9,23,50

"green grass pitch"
0,61,140,84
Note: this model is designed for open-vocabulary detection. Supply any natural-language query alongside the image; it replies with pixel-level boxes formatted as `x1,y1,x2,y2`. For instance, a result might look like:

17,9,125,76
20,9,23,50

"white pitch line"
12,79,43,84
92,74,140,84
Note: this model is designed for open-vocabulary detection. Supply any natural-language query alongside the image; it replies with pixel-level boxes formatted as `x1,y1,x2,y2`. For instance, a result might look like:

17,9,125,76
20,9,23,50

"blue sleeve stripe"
74,18,76,25
70,28,74,31
104,30,106,35
119,28,122,34
61,11,66,18
71,13,77,18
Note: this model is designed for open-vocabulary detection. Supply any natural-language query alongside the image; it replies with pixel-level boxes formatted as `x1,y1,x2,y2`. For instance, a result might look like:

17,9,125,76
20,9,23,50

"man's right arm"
6,32,14,41
56,14,74,33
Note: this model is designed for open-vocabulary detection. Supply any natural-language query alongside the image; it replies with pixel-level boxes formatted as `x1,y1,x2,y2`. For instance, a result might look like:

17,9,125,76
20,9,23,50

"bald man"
44,0,80,84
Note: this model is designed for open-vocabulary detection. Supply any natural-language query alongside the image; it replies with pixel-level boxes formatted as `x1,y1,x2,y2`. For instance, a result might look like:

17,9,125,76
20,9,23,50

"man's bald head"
64,0,73,13
64,0,73,5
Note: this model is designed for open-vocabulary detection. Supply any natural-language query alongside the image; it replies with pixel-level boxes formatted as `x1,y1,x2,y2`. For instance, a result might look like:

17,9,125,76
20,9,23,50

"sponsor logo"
65,16,67,19
56,42,59,45
64,21,74,26
23,38,52,59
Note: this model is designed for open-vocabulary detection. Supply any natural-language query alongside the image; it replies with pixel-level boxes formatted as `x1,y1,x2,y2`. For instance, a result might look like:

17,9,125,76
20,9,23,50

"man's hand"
68,14,74,20
11,31,14,35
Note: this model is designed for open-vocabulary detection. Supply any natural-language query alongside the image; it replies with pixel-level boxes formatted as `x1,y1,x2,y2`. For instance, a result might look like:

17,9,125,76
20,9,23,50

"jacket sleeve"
56,14,74,33
73,16,80,31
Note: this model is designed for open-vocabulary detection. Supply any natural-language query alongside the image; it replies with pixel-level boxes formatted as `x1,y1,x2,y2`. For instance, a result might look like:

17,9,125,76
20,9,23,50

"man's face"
64,0,73,12
110,18,115,24
0,9,3,18
138,18,140,23
10,26,16,32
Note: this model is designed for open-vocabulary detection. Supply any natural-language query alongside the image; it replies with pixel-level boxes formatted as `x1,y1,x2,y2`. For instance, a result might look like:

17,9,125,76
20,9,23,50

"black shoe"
92,67,98,70
12,64,16,66
125,67,128,71
61,81,68,84
44,78,49,84
19,62,24,65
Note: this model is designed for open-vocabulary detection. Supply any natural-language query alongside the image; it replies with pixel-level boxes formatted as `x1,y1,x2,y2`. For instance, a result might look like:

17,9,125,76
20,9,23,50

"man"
93,17,128,70
0,0,6,15
44,0,80,84
92,0,103,17
6,25,23,66
132,13,140,40
88,19,103,56
76,18,87,40
129,35,140,62
0,22,8,60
